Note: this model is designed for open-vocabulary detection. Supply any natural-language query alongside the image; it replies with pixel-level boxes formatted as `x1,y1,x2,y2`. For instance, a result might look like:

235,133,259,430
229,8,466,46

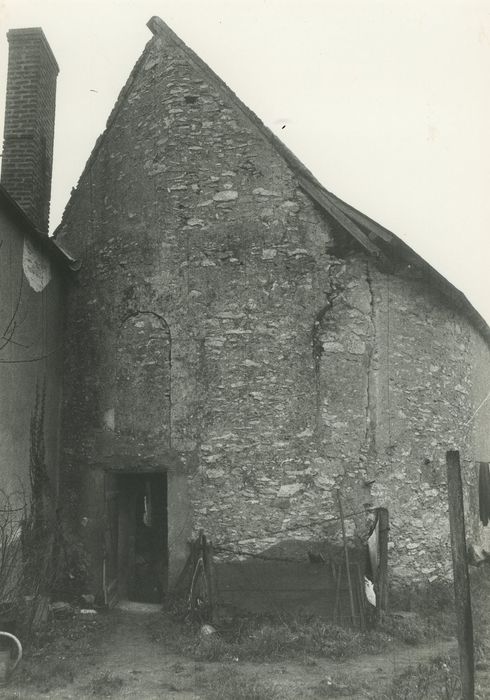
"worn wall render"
0,200,65,500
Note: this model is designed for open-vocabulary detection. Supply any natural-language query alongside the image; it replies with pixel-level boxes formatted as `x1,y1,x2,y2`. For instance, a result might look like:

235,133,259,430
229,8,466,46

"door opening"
104,472,168,604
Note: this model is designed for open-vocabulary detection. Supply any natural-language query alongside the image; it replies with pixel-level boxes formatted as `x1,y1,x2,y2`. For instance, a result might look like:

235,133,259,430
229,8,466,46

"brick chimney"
1,28,59,233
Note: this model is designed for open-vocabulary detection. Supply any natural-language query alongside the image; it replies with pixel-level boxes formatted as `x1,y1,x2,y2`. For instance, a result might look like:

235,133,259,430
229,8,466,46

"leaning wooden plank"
204,540,218,624
337,490,357,627
446,450,474,700
333,562,342,625
297,174,388,261
376,508,389,622
320,189,394,243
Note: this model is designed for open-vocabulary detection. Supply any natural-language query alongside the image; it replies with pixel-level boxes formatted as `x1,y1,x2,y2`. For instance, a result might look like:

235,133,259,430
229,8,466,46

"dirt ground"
0,599,483,700
0,593,489,699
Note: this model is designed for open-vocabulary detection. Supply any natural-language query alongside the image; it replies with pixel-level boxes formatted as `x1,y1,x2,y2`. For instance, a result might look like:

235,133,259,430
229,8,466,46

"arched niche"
115,313,171,448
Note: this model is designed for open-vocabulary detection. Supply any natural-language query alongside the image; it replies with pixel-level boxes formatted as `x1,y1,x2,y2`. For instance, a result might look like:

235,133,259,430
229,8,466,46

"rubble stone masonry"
56,30,490,592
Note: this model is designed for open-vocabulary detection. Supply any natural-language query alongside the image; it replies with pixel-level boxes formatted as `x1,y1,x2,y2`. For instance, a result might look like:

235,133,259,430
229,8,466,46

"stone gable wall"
56,33,490,591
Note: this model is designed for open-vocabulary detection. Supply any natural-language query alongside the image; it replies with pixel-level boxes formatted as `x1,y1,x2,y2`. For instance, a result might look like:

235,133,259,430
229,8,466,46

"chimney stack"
1,28,59,233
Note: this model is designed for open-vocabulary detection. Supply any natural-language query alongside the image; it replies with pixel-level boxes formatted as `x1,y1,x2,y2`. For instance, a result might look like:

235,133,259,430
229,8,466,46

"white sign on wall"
22,237,51,292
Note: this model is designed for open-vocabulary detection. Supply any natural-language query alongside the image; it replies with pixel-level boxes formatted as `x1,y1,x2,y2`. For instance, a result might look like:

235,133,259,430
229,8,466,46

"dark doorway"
104,472,168,604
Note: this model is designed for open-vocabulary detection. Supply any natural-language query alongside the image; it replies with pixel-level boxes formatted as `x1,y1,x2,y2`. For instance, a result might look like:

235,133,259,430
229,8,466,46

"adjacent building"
0,29,72,501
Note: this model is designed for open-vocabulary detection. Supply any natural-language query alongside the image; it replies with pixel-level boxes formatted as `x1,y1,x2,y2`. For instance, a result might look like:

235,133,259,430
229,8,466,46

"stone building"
2,19,489,609
52,17,490,605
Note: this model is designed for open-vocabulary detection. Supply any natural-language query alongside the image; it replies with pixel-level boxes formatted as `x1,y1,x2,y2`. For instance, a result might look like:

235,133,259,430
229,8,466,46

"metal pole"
446,450,474,700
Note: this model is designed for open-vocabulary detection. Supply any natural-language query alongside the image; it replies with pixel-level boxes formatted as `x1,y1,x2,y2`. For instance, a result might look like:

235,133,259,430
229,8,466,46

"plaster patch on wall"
22,238,51,292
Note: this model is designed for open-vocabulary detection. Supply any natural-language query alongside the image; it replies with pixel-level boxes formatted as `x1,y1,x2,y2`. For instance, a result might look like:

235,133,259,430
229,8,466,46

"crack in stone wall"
363,260,377,465
312,278,342,433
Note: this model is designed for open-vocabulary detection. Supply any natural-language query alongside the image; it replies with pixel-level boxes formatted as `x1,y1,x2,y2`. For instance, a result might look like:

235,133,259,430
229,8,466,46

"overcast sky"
1,0,489,324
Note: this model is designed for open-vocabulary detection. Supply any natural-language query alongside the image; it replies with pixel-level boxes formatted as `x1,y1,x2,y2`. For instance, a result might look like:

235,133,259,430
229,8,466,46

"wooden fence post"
204,540,218,625
446,450,474,700
376,508,389,622
336,489,356,627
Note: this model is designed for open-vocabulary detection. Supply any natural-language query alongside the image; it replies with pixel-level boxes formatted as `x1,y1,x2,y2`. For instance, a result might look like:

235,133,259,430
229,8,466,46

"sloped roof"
57,16,490,344
0,183,77,269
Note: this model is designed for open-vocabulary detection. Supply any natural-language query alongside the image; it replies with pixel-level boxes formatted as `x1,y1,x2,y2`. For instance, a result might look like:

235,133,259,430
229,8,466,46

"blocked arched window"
115,313,171,447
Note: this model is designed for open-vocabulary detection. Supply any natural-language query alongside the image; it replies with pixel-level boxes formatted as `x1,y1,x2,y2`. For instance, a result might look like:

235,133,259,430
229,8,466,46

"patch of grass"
89,672,125,697
382,656,461,700
187,617,391,662
314,672,365,697
160,599,454,666
9,611,111,693
192,633,236,661
198,667,280,700
471,566,490,661
20,656,76,692
147,605,196,651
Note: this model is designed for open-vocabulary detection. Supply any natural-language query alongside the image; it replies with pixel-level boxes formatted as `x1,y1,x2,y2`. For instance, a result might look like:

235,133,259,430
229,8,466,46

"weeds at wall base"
154,590,456,664
172,610,448,663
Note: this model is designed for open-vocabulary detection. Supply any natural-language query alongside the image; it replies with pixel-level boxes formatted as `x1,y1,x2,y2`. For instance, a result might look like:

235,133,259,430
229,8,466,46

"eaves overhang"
0,184,78,270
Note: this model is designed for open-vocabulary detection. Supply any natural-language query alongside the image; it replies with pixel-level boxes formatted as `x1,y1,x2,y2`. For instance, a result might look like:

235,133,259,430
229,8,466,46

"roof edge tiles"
0,184,78,270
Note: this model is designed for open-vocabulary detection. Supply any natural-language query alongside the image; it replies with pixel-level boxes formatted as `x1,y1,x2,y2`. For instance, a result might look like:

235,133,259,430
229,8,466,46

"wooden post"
332,561,342,625
446,450,474,700
376,508,389,621
337,490,356,627
204,540,219,625
356,563,366,631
